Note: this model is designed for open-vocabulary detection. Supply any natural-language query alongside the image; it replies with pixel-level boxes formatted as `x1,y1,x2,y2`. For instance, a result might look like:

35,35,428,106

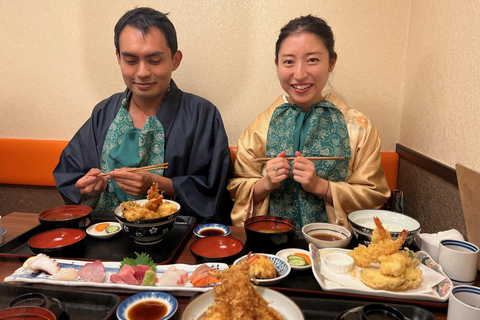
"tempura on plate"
121,182,177,222
348,217,422,291
202,253,282,320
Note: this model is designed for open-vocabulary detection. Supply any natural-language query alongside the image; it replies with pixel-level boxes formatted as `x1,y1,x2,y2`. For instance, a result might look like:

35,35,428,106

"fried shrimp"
203,253,282,320
248,255,278,280
121,183,178,221
348,217,409,267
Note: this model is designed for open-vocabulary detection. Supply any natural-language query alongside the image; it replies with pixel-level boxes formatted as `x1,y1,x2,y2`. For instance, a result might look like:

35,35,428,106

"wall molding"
395,144,457,186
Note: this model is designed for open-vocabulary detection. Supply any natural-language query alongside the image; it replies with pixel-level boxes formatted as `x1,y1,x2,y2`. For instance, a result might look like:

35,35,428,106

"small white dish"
117,291,177,320
276,248,312,271
193,223,231,238
323,252,354,274
233,253,291,286
86,222,121,239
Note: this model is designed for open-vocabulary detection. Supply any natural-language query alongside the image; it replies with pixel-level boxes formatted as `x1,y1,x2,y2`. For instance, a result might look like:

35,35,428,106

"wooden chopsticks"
98,163,168,176
253,156,344,162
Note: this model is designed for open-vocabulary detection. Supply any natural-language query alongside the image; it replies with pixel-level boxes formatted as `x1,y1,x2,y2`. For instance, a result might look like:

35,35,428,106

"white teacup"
447,285,480,320
438,239,479,285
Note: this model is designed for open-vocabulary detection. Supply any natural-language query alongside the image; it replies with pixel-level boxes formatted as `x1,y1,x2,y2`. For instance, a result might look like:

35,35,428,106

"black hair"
275,15,336,61
114,7,177,57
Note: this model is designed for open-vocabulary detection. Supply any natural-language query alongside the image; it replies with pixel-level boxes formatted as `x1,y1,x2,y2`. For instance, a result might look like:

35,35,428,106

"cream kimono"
228,93,390,228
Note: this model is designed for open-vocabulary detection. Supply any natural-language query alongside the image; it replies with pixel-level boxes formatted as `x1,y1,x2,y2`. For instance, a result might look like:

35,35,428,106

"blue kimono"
53,80,233,224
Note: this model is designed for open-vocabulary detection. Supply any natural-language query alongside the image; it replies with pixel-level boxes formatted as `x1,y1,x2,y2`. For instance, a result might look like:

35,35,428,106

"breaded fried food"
203,254,282,320
378,252,413,277
394,267,422,291
120,183,178,222
348,217,409,267
359,268,407,290
249,255,278,280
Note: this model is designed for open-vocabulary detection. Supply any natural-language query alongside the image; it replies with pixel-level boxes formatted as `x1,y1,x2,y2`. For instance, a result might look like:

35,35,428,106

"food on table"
346,217,422,291
105,225,119,233
248,254,278,279
120,182,178,221
287,253,311,266
189,264,220,287
157,266,189,286
142,270,156,286
120,252,157,272
53,267,78,281
202,253,282,320
348,216,409,267
94,222,110,232
23,253,60,275
77,260,106,283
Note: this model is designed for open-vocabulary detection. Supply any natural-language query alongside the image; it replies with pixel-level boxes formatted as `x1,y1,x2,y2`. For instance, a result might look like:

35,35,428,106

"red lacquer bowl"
0,306,56,320
39,205,92,229
190,236,244,264
28,228,86,256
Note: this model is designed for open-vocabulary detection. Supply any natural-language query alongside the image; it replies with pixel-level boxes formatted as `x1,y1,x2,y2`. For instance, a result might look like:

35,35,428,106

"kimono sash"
91,99,165,211
266,100,351,228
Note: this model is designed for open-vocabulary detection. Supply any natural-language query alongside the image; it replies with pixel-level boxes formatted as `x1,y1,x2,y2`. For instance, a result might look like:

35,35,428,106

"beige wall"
1,0,478,171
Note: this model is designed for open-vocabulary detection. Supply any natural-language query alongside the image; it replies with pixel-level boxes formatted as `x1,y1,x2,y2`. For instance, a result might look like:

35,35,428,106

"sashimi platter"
4,252,229,294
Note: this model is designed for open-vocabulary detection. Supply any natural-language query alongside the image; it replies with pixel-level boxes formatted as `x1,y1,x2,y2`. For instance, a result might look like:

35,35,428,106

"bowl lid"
28,228,86,249
190,236,243,258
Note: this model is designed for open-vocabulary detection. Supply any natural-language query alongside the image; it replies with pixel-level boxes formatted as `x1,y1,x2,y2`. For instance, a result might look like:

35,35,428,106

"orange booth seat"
0,139,398,191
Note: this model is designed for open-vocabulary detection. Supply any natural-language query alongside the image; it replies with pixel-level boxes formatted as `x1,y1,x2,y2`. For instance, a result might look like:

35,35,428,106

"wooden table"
1,212,478,320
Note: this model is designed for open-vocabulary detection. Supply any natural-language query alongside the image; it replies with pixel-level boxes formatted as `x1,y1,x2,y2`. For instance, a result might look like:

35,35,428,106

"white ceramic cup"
438,239,479,285
447,285,480,320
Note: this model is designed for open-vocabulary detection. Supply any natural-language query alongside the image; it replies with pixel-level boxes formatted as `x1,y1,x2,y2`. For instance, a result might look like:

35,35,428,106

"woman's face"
276,32,336,110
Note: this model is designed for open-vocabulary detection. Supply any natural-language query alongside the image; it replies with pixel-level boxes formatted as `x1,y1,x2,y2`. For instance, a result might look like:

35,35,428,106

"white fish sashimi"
23,253,60,275
157,266,189,286
53,267,78,281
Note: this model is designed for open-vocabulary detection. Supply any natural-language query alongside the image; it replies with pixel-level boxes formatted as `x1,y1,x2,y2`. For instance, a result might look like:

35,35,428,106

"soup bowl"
39,205,92,229
244,216,296,254
114,199,180,245
302,223,352,249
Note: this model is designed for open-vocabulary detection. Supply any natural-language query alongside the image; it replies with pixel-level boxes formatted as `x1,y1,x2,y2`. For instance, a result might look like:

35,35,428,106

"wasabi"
142,269,156,286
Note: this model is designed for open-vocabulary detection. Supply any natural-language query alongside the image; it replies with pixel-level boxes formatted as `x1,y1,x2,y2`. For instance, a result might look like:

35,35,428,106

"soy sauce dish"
193,223,230,238
302,222,352,249
86,222,121,239
116,291,178,320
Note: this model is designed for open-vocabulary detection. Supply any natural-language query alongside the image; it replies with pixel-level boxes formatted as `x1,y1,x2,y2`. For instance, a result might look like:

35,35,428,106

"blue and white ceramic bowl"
233,253,291,286
116,291,178,320
193,223,231,238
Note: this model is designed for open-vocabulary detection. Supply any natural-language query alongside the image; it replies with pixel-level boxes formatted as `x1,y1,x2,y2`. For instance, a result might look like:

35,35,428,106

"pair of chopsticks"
253,157,344,162
98,163,168,176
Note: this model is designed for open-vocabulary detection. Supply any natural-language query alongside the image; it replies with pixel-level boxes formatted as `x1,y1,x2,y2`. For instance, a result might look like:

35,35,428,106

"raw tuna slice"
110,264,138,285
132,265,152,283
77,260,105,283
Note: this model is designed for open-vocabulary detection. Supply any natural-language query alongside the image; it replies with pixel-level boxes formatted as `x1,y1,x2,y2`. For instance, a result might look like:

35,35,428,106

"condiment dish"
276,248,312,271
86,222,121,239
193,223,230,238
117,291,177,320
233,253,291,286
347,209,421,247
302,223,352,249
323,252,354,274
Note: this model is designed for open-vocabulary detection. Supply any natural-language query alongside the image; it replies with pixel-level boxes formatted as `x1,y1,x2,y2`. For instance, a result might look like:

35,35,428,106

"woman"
228,15,390,229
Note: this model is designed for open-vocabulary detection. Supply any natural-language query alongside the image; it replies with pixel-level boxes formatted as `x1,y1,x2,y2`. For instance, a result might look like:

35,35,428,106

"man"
54,7,232,224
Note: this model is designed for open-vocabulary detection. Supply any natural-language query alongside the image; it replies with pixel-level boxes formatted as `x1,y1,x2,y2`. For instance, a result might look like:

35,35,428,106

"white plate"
4,259,228,295
86,222,121,239
308,243,452,302
181,286,304,320
276,248,312,271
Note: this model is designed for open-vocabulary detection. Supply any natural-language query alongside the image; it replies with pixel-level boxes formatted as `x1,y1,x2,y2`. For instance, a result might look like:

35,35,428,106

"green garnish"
142,269,156,286
120,252,157,272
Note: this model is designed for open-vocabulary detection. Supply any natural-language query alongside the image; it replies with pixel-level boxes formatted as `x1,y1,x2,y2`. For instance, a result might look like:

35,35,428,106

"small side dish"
116,291,178,320
193,223,231,238
86,222,121,239
276,248,312,271
233,253,291,286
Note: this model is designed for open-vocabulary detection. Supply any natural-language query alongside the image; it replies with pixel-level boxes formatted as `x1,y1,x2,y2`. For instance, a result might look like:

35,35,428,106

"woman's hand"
75,168,108,196
293,151,322,195
265,151,290,190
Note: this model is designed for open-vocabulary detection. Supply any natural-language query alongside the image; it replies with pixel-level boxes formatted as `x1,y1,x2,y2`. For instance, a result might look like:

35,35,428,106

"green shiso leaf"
119,252,157,272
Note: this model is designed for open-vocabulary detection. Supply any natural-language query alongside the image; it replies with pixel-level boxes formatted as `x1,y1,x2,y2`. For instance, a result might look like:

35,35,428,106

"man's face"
116,25,181,105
